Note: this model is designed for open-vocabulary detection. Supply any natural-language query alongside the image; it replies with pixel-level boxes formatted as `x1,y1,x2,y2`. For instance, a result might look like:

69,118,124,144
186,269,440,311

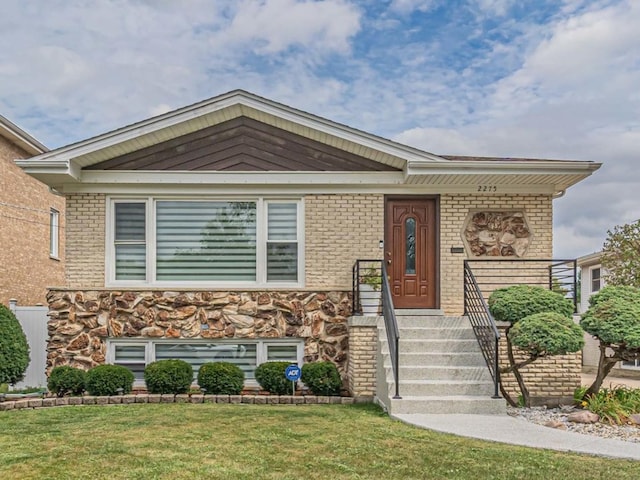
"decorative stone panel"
462,211,532,258
46,289,352,384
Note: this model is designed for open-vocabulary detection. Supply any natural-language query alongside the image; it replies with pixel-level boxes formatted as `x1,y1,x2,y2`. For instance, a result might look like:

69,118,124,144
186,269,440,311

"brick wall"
498,327,582,404
440,194,553,315
347,317,378,398
305,194,384,289
65,194,105,288
0,136,65,305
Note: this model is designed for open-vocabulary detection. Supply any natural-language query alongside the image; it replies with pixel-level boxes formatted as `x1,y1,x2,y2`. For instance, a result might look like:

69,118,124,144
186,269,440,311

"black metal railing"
352,259,401,399
464,259,578,312
463,262,501,398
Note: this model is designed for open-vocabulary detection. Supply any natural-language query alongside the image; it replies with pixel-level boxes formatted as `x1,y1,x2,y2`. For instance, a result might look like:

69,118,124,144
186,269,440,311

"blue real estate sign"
285,364,301,381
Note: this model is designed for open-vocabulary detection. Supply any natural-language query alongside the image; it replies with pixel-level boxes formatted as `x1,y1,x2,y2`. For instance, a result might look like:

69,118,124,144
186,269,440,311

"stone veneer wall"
498,326,582,405
46,289,353,387
440,194,553,315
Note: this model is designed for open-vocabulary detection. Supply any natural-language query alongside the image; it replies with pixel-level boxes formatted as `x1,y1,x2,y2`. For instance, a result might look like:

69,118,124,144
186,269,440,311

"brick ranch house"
19,90,600,413
0,115,65,306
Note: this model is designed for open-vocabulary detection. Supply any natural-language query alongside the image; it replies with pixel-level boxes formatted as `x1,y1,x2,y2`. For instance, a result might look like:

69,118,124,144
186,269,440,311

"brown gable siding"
87,117,400,172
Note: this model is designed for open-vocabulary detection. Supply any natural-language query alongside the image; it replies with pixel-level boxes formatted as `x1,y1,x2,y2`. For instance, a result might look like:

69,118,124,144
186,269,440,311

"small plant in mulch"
576,385,640,425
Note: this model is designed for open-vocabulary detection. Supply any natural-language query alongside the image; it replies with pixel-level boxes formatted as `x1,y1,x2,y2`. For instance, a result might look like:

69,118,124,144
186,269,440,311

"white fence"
9,300,48,388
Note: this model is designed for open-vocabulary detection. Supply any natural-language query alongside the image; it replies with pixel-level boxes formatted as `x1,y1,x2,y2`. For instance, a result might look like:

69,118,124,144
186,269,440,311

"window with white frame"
108,339,303,384
590,267,602,294
49,209,59,258
108,198,303,286
622,359,640,370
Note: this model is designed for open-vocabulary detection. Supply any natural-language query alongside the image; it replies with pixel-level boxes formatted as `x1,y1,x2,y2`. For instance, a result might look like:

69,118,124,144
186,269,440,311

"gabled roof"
0,115,48,155
17,90,601,194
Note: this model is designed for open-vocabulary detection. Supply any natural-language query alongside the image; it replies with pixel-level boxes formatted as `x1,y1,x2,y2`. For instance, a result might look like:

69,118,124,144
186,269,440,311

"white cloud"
214,0,361,54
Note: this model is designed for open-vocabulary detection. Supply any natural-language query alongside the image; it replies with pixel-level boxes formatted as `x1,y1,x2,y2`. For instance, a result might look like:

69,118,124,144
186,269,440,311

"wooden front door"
385,198,438,308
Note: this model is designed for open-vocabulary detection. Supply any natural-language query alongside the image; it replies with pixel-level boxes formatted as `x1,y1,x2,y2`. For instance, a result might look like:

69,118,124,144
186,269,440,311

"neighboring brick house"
19,91,600,409
0,115,65,306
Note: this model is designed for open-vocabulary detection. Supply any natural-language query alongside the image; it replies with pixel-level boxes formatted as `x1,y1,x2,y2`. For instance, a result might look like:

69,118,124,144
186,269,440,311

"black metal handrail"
352,259,401,399
464,259,578,312
463,261,500,398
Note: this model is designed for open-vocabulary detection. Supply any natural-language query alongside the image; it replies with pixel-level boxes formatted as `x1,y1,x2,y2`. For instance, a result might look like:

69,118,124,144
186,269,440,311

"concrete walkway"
393,413,640,460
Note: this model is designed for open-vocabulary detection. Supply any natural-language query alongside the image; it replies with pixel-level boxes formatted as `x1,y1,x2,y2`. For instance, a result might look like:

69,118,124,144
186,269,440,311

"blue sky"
1,0,639,258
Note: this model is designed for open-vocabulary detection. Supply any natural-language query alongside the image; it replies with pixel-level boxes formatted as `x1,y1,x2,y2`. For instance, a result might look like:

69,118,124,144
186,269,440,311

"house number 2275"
477,185,497,192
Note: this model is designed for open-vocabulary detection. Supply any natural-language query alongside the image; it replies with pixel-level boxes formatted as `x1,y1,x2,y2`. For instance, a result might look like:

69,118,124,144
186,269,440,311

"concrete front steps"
378,310,504,415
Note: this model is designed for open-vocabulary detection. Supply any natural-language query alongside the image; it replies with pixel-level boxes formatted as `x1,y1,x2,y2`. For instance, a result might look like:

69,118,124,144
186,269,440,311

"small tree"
601,219,640,287
506,312,584,407
488,285,576,407
0,304,30,386
580,285,640,397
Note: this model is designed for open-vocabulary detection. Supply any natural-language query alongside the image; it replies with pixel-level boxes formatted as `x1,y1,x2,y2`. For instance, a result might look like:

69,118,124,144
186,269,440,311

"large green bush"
48,366,86,397
301,361,341,396
144,359,193,394
197,362,244,395
488,285,574,324
85,365,134,396
254,361,291,395
580,298,640,347
0,304,30,385
586,285,640,310
509,312,584,357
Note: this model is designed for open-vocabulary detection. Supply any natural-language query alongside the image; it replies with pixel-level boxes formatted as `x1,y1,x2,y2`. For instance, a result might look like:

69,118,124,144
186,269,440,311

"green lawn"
0,403,638,479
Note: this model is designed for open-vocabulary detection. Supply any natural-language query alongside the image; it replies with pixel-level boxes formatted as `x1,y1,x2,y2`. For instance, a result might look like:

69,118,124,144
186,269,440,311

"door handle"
387,259,392,265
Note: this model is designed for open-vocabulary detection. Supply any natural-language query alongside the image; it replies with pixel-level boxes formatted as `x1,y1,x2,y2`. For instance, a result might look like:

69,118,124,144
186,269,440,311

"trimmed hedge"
144,359,193,394
301,361,341,396
85,365,134,396
0,304,30,385
509,312,584,356
48,366,86,397
197,362,244,395
255,361,292,395
488,285,574,324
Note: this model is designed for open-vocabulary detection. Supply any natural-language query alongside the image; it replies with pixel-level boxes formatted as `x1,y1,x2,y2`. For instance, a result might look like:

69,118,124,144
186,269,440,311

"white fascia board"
79,171,405,185
59,181,556,195
406,160,601,176
14,159,80,182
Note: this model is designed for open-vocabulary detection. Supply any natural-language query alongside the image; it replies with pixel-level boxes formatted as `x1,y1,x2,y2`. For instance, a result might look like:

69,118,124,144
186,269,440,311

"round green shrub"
144,359,193,394
587,285,640,309
488,285,574,324
509,312,584,356
0,304,30,385
85,365,134,396
580,298,640,348
48,366,86,397
301,361,341,396
254,361,291,395
197,362,245,395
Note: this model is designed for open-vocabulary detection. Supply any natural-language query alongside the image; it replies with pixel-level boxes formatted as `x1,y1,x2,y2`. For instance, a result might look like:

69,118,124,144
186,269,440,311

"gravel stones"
508,406,640,443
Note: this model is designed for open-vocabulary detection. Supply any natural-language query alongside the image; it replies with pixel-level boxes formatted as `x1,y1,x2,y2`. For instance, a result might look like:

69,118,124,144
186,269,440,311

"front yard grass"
0,403,639,479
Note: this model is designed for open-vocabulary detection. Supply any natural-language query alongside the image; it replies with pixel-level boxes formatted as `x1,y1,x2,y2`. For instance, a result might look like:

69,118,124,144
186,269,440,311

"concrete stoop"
378,311,505,416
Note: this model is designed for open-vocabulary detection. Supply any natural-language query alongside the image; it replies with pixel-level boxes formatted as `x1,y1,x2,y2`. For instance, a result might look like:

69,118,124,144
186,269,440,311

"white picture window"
49,209,59,258
107,339,304,386
108,198,303,286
